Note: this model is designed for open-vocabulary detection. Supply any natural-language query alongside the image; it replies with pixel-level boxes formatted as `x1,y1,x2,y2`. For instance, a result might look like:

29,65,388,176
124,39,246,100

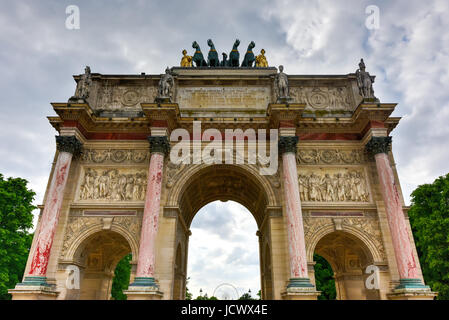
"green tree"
408,173,449,300
195,293,218,300
110,253,132,300
195,289,218,300
314,254,336,300
185,277,192,300
0,174,35,300
238,289,255,300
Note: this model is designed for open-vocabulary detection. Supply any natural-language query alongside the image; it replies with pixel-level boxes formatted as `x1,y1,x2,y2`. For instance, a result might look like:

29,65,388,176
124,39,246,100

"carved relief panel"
82,148,150,164
76,167,148,202
298,167,371,203
297,148,366,165
289,86,355,113
94,82,158,111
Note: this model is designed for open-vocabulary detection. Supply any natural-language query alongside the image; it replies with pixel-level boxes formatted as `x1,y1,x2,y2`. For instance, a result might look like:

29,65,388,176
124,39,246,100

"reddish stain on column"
29,152,73,276
136,153,165,278
282,152,308,279
375,153,418,279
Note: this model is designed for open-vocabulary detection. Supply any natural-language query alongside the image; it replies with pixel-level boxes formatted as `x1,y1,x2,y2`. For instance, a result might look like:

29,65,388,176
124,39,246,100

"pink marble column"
279,136,311,286
375,152,418,279
367,137,419,280
28,136,82,281
132,136,169,287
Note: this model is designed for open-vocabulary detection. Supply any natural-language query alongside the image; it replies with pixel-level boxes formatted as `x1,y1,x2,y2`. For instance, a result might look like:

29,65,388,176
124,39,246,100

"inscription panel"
176,86,271,109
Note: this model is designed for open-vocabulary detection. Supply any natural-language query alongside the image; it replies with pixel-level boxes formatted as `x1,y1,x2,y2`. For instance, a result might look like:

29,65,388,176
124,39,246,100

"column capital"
279,136,299,155
55,135,83,155
365,136,392,155
148,136,170,155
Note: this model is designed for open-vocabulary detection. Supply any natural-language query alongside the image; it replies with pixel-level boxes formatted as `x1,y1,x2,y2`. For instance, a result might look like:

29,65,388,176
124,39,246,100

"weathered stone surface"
14,66,430,301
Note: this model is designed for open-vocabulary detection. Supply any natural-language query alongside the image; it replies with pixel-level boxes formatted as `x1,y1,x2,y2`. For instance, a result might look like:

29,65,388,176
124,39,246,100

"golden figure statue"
180,49,193,67
255,49,268,67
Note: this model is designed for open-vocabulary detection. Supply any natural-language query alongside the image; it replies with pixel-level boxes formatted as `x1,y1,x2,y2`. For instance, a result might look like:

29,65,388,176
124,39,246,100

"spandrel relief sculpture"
298,169,370,203
78,168,147,201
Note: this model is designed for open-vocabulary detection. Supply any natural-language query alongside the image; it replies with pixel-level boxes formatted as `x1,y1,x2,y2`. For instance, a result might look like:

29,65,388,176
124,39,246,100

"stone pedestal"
281,286,321,300
9,276,59,300
8,285,59,300
387,290,437,300
124,284,163,300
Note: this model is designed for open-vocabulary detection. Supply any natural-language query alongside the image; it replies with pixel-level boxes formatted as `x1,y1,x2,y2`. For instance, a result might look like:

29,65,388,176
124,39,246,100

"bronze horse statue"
207,39,220,67
229,39,240,67
192,41,208,67
241,41,256,67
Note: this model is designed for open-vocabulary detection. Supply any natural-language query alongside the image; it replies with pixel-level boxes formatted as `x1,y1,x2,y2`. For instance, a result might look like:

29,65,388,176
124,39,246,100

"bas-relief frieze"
94,83,158,111
289,86,354,112
297,149,366,165
81,149,150,164
77,168,148,202
298,168,370,203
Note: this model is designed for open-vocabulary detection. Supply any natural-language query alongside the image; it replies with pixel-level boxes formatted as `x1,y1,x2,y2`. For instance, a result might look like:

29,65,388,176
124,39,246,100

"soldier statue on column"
356,59,379,101
156,67,174,103
275,65,292,103
69,66,92,102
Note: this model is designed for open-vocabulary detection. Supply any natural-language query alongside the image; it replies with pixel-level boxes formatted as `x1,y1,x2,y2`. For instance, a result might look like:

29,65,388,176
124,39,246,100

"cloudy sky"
0,0,448,298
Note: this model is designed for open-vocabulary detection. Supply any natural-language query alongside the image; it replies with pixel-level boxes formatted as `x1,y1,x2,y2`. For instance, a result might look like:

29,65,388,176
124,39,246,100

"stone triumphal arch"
10,45,436,299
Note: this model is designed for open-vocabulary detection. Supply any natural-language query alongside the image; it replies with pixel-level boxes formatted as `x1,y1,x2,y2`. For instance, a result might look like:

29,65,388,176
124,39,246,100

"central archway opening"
173,164,274,300
187,201,260,299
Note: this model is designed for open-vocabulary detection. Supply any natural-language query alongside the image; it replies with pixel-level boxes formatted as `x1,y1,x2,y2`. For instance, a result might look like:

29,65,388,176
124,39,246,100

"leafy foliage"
238,290,256,300
0,174,35,300
110,254,132,300
195,292,218,300
314,254,336,300
185,277,193,300
408,173,449,300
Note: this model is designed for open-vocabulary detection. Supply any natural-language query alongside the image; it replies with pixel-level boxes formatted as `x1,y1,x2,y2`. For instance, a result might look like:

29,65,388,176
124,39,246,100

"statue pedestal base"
387,290,437,300
387,279,437,300
124,286,163,300
281,288,321,300
124,277,164,300
68,97,87,103
387,288,437,300
9,285,58,300
155,97,171,103
281,278,320,300
276,96,293,104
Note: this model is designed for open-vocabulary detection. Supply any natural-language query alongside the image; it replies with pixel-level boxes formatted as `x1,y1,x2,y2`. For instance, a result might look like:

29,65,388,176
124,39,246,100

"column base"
124,277,163,300
387,279,437,300
9,277,58,300
282,278,320,300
